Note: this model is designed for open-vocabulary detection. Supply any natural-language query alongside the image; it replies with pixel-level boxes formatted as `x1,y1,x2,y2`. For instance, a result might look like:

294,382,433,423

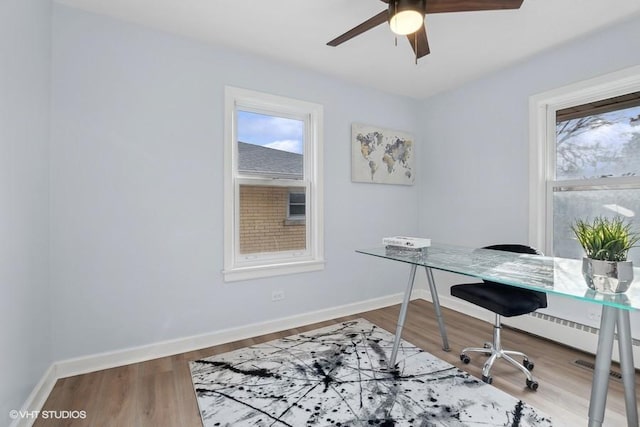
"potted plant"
572,216,640,293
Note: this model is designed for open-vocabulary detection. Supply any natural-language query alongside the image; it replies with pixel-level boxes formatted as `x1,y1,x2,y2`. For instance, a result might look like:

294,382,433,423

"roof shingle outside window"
238,142,303,179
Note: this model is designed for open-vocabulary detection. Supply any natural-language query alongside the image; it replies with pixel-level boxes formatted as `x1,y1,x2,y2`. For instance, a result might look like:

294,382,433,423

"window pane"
289,205,305,216
552,187,640,264
239,185,306,254
236,110,307,255
556,105,640,180
237,111,304,179
289,192,305,204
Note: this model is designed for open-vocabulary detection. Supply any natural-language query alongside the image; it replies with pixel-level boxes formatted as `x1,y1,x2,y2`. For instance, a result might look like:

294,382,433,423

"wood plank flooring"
34,300,639,426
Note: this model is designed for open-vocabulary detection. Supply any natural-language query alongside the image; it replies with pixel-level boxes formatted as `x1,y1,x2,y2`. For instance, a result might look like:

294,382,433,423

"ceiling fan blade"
407,24,430,58
327,10,388,46
426,0,523,14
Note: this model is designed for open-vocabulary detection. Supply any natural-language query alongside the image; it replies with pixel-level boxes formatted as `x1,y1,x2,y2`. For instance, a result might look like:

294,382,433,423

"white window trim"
529,65,640,255
223,86,324,281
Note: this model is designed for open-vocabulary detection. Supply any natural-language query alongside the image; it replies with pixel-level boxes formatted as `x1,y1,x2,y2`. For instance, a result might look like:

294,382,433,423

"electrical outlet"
588,309,601,321
271,290,285,302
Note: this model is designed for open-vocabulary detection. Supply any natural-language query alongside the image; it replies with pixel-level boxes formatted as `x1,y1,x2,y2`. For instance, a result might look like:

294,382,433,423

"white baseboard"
9,364,57,427
19,291,423,420
55,291,422,379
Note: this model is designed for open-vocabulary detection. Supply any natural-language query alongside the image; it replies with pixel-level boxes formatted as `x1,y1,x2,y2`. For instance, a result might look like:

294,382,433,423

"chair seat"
451,282,546,317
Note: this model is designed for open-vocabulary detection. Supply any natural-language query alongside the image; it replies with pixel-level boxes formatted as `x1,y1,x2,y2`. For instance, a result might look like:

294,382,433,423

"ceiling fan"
327,0,524,61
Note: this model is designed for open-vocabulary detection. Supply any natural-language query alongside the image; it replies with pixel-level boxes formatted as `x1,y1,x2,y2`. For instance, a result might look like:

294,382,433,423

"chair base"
460,314,539,391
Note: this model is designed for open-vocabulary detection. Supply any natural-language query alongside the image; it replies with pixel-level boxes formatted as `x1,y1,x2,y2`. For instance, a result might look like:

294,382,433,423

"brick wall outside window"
239,185,305,254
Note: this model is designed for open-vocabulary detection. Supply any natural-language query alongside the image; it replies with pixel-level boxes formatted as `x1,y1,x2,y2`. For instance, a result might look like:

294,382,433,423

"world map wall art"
351,123,415,185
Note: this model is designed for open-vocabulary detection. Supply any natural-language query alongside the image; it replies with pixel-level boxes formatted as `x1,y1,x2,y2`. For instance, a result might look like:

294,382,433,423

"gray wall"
0,0,52,424
418,14,640,329
49,5,421,361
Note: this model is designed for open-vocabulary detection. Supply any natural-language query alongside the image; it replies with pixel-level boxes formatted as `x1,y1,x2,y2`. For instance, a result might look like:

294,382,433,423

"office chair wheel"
482,375,493,384
523,359,534,371
526,379,539,391
460,354,470,364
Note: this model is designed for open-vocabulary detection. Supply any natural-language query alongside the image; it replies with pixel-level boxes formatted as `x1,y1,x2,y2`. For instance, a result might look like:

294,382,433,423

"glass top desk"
357,243,640,427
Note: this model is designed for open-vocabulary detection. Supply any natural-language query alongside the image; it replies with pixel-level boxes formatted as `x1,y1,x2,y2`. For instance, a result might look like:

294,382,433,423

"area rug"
189,319,553,426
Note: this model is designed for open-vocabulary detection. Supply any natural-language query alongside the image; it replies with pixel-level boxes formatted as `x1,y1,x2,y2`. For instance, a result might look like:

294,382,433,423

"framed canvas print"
351,123,415,185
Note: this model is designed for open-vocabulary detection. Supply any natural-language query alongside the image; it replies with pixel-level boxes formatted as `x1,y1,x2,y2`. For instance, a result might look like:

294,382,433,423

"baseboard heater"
503,311,640,370
528,311,640,346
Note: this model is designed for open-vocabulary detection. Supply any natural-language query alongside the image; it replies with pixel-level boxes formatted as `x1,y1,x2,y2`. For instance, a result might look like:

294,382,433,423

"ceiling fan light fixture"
389,0,425,35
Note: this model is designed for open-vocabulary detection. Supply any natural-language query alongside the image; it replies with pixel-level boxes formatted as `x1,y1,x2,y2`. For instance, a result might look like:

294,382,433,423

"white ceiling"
55,0,640,99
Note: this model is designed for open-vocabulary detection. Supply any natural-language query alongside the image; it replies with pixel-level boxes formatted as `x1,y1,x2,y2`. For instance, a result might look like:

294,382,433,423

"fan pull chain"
414,32,418,65
394,36,397,47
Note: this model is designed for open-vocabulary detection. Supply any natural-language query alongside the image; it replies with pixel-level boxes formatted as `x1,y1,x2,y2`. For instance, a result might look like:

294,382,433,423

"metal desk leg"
588,306,617,427
616,309,638,427
425,267,450,351
389,264,417,368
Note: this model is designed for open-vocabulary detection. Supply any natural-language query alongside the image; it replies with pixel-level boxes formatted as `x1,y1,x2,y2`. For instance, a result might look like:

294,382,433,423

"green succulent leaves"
571,216,640,262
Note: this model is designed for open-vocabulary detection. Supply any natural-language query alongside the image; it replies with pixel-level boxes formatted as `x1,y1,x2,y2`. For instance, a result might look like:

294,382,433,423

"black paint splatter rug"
189,319,553,426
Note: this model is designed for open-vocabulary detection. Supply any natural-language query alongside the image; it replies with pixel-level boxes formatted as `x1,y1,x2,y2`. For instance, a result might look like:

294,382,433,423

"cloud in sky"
238,110,303,154
265,139,303,153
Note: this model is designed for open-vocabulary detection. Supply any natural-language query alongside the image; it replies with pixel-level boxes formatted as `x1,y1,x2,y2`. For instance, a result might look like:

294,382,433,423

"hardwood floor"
34,300,639,426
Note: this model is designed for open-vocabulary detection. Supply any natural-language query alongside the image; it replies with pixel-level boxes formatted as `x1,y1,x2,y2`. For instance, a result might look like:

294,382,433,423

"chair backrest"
483,244,548,309
484,243,540,255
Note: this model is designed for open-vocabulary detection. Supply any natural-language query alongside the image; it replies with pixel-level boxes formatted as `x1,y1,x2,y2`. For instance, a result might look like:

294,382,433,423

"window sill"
284,218,305,226
223,258,325,282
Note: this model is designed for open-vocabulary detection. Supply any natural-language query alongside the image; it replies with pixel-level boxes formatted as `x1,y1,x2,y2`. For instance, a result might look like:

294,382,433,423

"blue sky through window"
238,110,304,154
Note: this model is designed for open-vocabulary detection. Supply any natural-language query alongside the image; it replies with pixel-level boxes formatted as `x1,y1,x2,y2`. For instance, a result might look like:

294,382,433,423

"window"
223,87,324,281
287,190,306,220
529,66,640,262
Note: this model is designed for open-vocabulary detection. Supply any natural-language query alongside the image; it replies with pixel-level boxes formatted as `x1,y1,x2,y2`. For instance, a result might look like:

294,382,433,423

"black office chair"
450,244,547,391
